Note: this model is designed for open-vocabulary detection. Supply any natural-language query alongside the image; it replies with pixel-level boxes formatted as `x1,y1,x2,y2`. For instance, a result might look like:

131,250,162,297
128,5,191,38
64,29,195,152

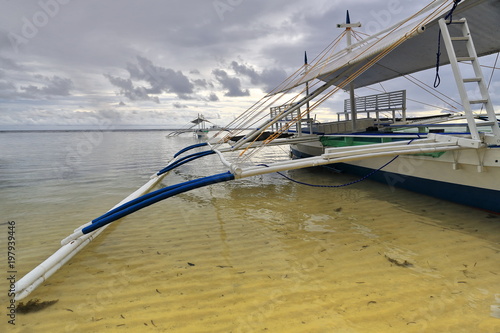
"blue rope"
266,139,416,188
434,0,462,88
276,155,399,188
260,155,398,188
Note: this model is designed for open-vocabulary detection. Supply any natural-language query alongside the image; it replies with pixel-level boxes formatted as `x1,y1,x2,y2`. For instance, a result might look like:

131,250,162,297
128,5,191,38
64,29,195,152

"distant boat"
167,114,215,139
191,114,210,139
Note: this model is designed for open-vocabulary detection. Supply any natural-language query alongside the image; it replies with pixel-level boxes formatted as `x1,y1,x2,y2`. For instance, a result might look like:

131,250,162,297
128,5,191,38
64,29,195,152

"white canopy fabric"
275,0,500,93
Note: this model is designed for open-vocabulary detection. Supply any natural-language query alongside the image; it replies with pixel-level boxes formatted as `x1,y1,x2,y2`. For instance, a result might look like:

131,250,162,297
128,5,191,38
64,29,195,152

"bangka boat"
226,0,500,213
167,114,213,139
14,0,500,301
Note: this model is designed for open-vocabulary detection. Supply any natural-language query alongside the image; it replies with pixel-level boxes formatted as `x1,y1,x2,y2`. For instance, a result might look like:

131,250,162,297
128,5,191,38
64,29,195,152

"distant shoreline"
0,129,174,133
0,128,244,133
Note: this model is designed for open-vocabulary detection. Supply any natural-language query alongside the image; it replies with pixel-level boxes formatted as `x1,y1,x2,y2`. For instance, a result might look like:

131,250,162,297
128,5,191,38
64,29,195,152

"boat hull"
291,142,500,213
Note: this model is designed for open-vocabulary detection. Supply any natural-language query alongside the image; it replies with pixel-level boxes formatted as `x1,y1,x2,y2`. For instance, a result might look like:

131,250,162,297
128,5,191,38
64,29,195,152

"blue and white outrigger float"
15,0,500,301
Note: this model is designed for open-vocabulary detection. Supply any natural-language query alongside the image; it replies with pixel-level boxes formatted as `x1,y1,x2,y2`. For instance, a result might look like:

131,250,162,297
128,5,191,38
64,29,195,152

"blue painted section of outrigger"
82,171,234,234
173,142,209,158
81,144,235,235
157,150,216,176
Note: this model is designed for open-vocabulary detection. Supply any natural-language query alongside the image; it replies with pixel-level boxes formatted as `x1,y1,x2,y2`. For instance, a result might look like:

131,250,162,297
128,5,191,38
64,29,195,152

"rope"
239,1,450,161
265,139,416,188
434,0,462,88
479,52,499,113
275,155,399,188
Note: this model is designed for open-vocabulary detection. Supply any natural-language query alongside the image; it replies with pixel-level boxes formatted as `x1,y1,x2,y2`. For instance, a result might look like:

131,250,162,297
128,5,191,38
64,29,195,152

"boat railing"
270,104,315,135
338,89,407,123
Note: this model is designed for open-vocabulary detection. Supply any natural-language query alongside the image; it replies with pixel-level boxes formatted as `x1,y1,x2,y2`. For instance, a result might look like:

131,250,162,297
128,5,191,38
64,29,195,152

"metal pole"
338,11,361,132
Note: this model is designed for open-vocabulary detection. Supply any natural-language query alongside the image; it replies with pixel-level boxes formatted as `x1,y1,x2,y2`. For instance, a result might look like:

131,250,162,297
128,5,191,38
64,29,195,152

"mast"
337,11,361,131
305,51,311,134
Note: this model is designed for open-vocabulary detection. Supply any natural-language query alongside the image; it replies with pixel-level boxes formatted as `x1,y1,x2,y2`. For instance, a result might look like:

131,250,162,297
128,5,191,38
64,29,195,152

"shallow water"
0,131,499,332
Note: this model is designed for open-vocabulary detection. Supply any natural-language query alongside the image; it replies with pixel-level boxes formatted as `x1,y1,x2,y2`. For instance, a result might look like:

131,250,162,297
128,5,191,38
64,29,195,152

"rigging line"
264,139,416,188
233,78,323,147
352,1,445,61
265,31,347,99
405,74,461,109
236,0,451,160
214,95,271,140
268,63,311,96
404,75,461,110
378,82,387,93
351,29,372,39
216,82,302,144
220,32,346,145
315,0,447,86
480,52,499,113
312,31,348,64
277,34,415,135
218,59,317,139
363,86,459,114
246,85,335,155
270,0,447,101
274,155,399,188
236,77,328,157
295,31,348,91
369,60,462,109
307,30,348,70
486,53,499,90
243,24,428,160
481,65,500,70
239,80,323,143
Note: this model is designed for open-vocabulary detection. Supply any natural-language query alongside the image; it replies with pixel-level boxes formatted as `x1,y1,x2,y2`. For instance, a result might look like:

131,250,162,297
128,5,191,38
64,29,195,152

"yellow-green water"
1,131,499,332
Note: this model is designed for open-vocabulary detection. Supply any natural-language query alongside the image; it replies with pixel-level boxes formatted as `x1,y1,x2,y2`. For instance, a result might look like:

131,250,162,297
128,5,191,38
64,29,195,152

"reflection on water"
0,131,499,332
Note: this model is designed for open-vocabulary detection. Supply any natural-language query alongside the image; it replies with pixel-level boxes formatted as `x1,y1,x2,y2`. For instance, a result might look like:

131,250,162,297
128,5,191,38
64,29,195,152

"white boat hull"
291,141,500,213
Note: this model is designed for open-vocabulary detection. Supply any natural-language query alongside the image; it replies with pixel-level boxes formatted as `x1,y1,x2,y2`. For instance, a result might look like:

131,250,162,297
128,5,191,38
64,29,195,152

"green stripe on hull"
319,136,446,158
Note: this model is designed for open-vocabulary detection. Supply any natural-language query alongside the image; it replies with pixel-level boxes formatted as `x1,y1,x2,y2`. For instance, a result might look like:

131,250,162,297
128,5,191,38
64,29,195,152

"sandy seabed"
1,131,499,332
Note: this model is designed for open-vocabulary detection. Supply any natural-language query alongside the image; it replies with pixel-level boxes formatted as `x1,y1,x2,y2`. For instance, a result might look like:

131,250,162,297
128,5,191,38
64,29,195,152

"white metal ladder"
438,17,500,145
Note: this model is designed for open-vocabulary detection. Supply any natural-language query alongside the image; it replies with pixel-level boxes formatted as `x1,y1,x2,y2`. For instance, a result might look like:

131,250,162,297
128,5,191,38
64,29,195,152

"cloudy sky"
0,0,498,130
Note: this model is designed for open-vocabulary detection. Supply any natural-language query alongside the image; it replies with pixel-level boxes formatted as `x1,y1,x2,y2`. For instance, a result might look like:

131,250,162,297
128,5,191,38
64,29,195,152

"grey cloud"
103,73,160,103
173,102,188,109
97,109,122,122
212,69,249,97
0,56,24,71
193,78,209,88
230,61,287,93
0,0,494,130
127,56,195,96
0,80,17,98
105,56,196,102
20,75,73,97
207,92,219,102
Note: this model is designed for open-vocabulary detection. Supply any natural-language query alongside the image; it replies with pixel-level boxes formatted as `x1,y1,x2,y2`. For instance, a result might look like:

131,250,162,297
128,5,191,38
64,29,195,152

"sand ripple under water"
0,131,499,332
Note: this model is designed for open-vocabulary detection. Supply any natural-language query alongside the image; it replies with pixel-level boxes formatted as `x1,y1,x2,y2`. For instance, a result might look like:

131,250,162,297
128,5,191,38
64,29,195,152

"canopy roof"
276,0,500,93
